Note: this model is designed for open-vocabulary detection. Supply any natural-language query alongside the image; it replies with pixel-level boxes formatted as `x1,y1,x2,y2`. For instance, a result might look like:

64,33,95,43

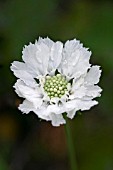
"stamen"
44,74,68,98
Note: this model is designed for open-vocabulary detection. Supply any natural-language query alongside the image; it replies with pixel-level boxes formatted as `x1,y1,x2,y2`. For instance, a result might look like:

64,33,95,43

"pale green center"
44,74,68,98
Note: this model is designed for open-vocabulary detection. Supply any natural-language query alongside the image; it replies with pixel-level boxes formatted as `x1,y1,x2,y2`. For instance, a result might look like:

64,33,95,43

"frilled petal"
11,61,37,77
34,106,66,126
76,99,98,111
38,37,54,47
38,37,63,75
22,43,40,75
67,109,77,119
67,99,98,119
19,100,66,126
11,61,37,87
58,39,91,79
46,103,67,115
85,85,102,98
70,68,102,100
72,76,85,90
46,100,78,116
84,66,102,85
65,99,98,113
18,99,35,114
47,100,78,116
49,113,66,126
70,84,102,100
69,86,86,100
64,100,78,111
14,80,43,109
49,43,63,75
22,42,50,76
34,105,51,121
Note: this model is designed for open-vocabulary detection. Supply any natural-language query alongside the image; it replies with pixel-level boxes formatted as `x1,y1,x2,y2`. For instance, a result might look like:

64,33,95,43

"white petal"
85,85,102,98
14,80,43,109
47,100,77,116
84,66,102,85
67,109,77,119
70,84,102,100
72,49,91,79
48,41,63,75
81,96,94,100
35,42,50,76
11,61,37,87
64,100,78,111
58,39,81,78
72,76,85,90
34,105,50,121
19,101,65,126
76,99,98,111
10,61,37,77
69,86,86,99
22,43,41,75
70,69,102,100
38,37,63,75
12,70,37,88
58,39,91,79
50,97,60,104
38,37,54,48
64,99,98,112
18,100,35,114
14,80,24,98
47,103,66,115
69,76,86,99
22,42,50,76
49,113,66,127
35,105,66,126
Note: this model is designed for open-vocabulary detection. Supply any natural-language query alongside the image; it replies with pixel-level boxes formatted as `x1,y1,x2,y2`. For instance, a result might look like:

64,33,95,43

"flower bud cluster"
44,74,68,98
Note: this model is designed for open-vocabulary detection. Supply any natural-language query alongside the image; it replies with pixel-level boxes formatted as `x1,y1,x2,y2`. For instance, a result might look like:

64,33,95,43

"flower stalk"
64,115,78,170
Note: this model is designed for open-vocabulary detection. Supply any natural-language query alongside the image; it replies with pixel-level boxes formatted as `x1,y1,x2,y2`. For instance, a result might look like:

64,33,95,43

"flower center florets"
44,74,68,98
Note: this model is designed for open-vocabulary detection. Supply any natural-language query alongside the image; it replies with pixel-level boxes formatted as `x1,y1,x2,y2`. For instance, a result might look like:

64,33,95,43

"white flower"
10,37,102,126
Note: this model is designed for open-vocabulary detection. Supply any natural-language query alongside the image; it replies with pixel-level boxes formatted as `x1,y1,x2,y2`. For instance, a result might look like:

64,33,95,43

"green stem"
64,116,78,170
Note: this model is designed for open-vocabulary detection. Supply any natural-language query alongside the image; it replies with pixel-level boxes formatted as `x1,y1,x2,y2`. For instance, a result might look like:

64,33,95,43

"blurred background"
0,0,113,169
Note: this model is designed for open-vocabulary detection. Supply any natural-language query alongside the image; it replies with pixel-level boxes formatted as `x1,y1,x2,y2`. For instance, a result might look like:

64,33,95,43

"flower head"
10,37,102,126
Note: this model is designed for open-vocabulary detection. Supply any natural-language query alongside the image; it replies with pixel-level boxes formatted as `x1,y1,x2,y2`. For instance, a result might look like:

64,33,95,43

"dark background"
0,0,113,169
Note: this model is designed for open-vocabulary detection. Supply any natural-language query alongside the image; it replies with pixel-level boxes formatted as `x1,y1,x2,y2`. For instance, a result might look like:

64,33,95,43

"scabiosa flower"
10,37,102,126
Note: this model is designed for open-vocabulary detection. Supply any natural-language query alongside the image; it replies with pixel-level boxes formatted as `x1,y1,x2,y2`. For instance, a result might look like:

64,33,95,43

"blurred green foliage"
0,0,113,170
